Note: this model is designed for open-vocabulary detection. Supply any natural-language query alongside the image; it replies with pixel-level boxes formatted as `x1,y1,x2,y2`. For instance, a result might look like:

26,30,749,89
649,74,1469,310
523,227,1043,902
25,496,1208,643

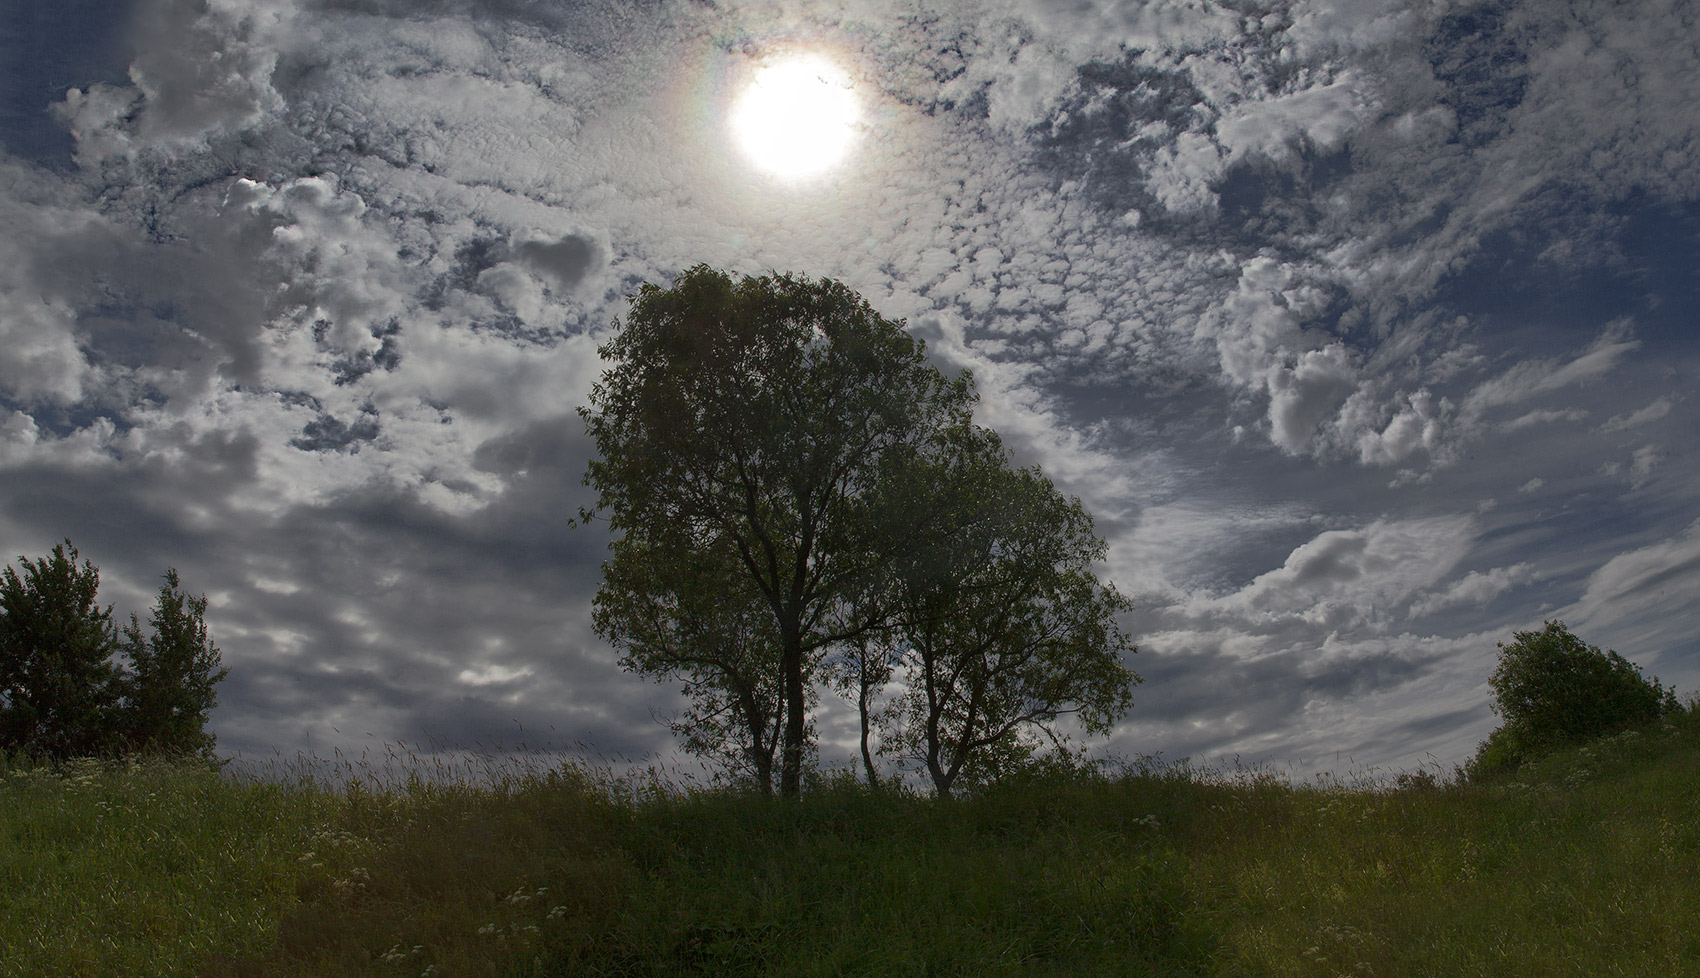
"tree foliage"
851,425,1137,798
0,541,226,762
1470,620,1679,776
118,569,229,758
595,534,804,794
0,542,121,760
582,265,974,797
582,266,1138,797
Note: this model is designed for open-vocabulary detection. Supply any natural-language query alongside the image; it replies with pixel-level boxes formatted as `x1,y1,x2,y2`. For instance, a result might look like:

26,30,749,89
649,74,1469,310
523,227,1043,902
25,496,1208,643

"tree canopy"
0,541,227,762
118,569,229,757
1470,620,1679,776
866,425,1137,797
581,266,1138,796
0,542,120,759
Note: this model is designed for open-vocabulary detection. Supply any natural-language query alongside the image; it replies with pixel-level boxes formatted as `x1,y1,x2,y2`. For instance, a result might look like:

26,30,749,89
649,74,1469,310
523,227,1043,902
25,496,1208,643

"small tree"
118,569,228,758
0,541,122,760
1471,620,1679,776
868,427,1139,798
595,534,805,795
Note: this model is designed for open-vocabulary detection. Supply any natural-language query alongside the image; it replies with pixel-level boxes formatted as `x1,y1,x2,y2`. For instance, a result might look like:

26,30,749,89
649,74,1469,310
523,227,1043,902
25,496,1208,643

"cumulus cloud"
1216,71,1373,165
1346,389,1446,467
57,0,287,160
1204,515,1477,629
1267,345,1358,455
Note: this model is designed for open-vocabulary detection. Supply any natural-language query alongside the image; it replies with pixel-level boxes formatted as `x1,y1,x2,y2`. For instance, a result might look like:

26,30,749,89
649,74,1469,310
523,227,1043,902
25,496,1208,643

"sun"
731,54,861,181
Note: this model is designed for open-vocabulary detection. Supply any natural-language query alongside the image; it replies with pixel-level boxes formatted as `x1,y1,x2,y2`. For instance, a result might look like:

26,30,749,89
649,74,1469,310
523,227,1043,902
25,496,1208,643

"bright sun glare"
731,55,861,181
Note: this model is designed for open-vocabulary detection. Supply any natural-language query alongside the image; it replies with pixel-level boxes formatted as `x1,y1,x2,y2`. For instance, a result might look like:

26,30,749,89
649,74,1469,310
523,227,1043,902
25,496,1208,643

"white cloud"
1502,408,1588,432
1217,71,1374,164
1268,345,1358,454
1346,389,1446,466
1630,444,1660,487
1285,0,1426,57
1408,562,1538,619
246,176,411,357
1145,131,1224,214
1461,322,1640,425
57,0,288,161
1206,515,1477,629
1563,519,1700,665
1601,396,1675,433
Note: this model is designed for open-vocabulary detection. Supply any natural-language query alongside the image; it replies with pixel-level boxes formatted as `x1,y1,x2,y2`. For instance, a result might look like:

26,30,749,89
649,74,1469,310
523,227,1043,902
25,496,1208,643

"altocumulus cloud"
0,0,1695,778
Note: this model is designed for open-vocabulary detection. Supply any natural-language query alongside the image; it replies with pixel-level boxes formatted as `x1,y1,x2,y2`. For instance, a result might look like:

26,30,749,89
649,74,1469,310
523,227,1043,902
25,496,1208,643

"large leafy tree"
118,569,229,758
581,265,973,797
1470,620,1680,776
866,428,1138,798
0,541,122,760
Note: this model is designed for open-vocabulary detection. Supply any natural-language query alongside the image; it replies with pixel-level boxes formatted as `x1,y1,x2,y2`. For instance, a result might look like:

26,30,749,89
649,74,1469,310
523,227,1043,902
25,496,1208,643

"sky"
1,0,1696,783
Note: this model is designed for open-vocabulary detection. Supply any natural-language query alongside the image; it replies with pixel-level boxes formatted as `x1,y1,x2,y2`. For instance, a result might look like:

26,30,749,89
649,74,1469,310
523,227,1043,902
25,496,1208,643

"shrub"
1469,620,1678,778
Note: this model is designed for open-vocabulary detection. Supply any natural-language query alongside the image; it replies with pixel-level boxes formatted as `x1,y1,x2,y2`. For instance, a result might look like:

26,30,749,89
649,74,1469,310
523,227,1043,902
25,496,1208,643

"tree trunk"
779,622,807,798
859,670,879,789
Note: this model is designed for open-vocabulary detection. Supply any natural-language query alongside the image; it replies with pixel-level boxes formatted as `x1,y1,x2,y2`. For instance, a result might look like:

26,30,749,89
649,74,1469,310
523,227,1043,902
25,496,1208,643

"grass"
3,709,1697,977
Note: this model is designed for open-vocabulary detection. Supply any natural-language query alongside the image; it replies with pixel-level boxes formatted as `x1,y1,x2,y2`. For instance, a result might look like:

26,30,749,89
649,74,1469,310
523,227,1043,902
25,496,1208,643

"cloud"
57,0,287,161
1601,396,1675,433
1460,322,1640,426
1204,515,1477,630
1502,408,1587,432
1267,345,1359,455
1408,562,1538,619
512,231,605,293
1216,71,1372,165
1562,519,1700,668
1630,444,1661,486
1346,389,1446,467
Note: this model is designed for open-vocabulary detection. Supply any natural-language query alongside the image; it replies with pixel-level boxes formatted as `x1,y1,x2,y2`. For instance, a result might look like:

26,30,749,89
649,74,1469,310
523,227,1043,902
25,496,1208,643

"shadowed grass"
0,754,339,977
3,706,1696,977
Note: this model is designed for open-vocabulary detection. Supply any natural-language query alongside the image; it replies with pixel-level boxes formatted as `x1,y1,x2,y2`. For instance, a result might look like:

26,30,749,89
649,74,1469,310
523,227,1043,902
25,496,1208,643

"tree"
117,569,228,758
1470,620,1679,776
0,541,122,760
581,265,974,797
866,428,1138,798
595,533,802,794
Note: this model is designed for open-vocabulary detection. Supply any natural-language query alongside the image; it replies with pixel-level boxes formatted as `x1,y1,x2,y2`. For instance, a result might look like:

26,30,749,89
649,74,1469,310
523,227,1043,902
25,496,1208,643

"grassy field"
3,709,1697,978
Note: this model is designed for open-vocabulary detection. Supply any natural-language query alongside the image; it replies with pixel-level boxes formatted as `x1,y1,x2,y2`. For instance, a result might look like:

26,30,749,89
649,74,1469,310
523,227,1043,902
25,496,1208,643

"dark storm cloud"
513,232,603,293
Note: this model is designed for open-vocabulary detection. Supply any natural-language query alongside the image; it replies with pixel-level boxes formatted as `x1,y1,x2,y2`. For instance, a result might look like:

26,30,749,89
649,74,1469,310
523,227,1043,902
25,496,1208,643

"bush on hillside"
1469,620,1680,778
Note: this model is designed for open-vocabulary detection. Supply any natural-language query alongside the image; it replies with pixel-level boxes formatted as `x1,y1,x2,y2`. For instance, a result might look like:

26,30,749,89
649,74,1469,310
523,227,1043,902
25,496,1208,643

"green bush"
1470,621,1679,778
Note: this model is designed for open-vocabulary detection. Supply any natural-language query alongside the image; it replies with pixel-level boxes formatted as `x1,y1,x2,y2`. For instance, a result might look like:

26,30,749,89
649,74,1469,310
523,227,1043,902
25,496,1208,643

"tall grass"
4,708,1697,977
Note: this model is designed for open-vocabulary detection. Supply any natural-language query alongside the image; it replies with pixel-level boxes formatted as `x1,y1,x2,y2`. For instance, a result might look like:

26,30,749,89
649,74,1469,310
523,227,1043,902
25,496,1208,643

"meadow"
3,709,1697,978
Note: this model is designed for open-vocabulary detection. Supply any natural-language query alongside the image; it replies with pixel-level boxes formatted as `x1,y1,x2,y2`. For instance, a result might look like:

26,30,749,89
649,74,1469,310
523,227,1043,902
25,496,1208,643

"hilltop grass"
4,708,1697,977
